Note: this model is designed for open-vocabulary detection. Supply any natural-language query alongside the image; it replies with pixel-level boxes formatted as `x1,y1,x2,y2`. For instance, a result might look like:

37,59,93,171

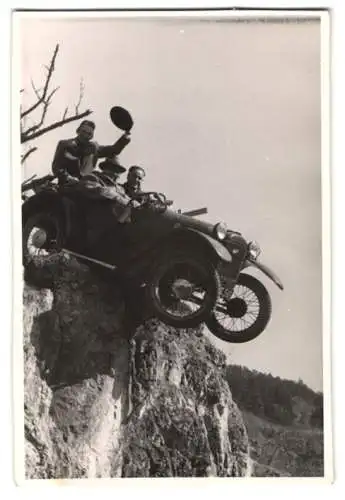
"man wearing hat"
80,156,136,207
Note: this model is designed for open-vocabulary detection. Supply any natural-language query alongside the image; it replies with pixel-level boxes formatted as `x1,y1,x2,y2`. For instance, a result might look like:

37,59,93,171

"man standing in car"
52,119,131,183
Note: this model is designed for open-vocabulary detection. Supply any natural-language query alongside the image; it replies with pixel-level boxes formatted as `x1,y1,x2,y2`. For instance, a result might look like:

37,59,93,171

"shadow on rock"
23,256,136,478
24,256,138,389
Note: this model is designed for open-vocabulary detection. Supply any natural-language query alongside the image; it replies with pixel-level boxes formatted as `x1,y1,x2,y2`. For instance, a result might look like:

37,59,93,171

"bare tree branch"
30,78,42,100
20,43,93,164
22,173,37,185
23,86,60,137
75,78,85,115
21,147,38,164
21,108,92,143
21,44,59,119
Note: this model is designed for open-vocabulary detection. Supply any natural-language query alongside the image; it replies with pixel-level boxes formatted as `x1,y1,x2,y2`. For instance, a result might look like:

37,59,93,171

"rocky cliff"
22,256,250,479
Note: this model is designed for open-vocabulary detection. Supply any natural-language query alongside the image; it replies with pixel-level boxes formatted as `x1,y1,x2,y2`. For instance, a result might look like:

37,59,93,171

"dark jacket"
52,134,130,179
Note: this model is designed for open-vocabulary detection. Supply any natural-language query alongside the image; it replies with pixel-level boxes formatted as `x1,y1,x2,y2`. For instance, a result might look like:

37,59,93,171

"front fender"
22,191,70,233
173,228,232,263
246,259,284,290
22,191,63,220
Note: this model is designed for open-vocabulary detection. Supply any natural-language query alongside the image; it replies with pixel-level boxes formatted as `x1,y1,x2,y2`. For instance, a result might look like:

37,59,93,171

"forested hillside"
225,365,323,428
225,365,324,477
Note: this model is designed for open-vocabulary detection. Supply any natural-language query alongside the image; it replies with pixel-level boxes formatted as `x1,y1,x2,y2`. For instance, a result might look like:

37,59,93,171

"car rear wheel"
145,252,220,328
22,212,64,266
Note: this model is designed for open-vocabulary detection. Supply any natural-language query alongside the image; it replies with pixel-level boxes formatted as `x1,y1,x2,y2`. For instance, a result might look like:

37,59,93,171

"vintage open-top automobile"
22,106,283,343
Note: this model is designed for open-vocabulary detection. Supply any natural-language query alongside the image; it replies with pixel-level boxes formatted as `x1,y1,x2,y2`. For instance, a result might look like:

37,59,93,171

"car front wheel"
205,273,272,343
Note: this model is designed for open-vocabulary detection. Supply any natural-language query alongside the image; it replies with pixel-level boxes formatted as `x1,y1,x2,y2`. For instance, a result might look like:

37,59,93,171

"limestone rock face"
22,257,250,479
122,320,249,477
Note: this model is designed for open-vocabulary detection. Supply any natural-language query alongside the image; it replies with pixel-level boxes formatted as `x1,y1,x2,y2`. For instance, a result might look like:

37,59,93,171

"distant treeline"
225,365,323,429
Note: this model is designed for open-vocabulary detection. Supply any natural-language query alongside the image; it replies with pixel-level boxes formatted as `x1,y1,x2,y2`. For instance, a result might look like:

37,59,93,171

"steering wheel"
143,192,166,203
135,191,165,204
134,191,168,213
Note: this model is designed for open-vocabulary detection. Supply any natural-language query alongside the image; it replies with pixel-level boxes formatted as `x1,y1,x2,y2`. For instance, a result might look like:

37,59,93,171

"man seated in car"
122,165,146,198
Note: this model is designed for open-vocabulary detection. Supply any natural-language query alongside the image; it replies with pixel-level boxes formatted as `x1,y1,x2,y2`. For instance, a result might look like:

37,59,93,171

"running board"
62,248,117,271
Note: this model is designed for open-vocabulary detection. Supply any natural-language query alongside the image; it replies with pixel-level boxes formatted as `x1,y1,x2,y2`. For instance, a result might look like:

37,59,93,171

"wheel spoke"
215,304,229,314
218,314,236,330
234,286,246,299
246,312,258,322
247,300,259,308
235,287,247,299
246,295,259,305
234,318,241,331
241,316,252,327
236,288,253,302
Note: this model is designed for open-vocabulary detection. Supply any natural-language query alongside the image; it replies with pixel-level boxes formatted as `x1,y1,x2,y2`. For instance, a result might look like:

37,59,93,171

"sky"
17,13,323,391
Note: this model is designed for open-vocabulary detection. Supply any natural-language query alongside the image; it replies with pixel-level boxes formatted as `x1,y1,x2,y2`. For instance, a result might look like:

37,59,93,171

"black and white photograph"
12,8,331,481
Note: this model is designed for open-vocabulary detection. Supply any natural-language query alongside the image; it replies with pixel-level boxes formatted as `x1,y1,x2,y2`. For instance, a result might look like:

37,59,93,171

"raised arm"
96,132,131,159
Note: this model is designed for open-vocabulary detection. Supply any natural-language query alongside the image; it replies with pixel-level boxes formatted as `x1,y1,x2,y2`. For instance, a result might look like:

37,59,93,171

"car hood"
162,208,216,237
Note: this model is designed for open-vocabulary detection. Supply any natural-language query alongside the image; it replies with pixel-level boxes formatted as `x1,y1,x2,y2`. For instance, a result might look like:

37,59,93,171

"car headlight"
248,240,261,260
214,222,228,241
